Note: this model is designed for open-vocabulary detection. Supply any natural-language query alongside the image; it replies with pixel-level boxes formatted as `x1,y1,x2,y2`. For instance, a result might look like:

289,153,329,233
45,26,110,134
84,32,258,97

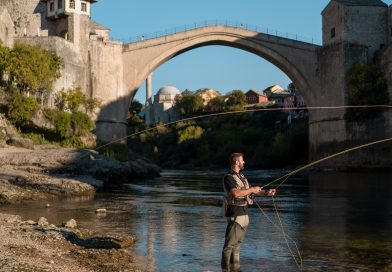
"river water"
1,170,392,272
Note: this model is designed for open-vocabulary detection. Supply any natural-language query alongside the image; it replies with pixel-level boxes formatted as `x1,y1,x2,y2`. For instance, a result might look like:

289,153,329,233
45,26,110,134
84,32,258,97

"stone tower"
310,0,392,167
322,0,389,58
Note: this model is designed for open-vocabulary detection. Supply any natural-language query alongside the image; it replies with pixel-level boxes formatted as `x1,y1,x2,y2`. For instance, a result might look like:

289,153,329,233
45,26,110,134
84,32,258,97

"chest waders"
222,172,253,271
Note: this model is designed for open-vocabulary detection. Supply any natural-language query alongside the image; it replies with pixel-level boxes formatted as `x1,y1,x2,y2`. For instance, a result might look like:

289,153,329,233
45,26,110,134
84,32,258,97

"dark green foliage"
345,63,389,122
226,90,246,109
174,92,205,115
47,109,94,139
7,90,39,126
129,110,308,169
71,111,94,136
127,99,143,126
54,111,72,139
206,96,226,112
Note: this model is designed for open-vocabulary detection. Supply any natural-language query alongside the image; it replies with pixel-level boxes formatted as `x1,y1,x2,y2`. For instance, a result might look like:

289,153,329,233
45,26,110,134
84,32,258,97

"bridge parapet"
117,20,320,45
123,25,320,52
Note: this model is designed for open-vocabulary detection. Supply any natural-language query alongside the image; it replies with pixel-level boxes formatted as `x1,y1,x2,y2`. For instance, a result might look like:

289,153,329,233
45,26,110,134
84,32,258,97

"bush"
71,111,94,136
177,125,204,144
7,91,39,126
345,63,389,122
55,111,71,139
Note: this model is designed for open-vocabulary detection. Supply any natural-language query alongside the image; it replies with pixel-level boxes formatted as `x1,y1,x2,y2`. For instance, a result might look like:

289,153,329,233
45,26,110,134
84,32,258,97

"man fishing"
221,152,276,272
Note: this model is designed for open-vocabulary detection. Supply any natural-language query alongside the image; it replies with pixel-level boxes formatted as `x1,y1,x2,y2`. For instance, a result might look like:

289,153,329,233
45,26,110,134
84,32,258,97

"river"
1,170,392,272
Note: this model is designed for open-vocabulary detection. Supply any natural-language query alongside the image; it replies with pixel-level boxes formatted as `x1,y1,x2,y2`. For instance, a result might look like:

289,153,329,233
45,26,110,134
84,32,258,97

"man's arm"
253,188,277,197
230,186,262,198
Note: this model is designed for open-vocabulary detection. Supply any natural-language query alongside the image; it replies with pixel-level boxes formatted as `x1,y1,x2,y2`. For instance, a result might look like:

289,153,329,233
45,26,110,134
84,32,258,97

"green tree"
174,92,204,115
55,87,100,114
226,90,246,109
206,96,226,112
127,99,143,126
345,63,389,122
0,43,10,82
178,125,204,144
7,90,39,126
6,43,63,95
287,83,297,94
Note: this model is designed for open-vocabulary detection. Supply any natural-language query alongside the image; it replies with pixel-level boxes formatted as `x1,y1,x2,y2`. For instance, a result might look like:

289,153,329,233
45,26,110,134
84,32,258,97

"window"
57,0,62,9
81,2,87,12
331,27,335,38
49,1,55,12
69,0,75,9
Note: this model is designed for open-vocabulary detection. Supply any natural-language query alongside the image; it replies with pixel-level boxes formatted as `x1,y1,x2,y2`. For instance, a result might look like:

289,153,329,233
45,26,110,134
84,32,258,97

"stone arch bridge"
122,25,319,106
98,24,320,155
95,23,391,168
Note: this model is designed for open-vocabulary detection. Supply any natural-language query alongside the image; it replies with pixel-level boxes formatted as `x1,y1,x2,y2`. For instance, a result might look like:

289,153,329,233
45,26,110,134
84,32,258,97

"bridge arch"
123,25,319,106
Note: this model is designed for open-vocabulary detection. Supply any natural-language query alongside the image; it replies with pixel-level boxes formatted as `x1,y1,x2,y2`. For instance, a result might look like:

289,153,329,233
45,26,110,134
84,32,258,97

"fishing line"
91,104,392,154
262,136,392,188
254,177,304,271
74,104,390,270
255,136,392,270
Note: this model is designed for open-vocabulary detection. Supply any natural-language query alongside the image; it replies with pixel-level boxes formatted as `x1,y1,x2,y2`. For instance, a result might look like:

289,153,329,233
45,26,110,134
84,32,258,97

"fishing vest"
223,171,254,207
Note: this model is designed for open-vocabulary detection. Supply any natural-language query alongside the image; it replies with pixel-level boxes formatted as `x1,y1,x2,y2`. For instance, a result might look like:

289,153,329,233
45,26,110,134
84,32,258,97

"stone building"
322,0,389,58
0,0,125,142
143,86,181,126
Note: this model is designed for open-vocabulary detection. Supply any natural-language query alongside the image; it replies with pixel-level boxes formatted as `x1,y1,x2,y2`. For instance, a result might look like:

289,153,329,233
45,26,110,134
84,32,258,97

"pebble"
63,219,77,228
95,208,107,214
37,217,49,226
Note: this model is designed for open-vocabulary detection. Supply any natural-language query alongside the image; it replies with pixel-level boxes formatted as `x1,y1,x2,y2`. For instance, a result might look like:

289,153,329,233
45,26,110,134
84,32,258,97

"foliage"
128,110,308,169
345,63,389,122
206,96,226,112
174,92,204,115
226,90,246,108
54,111,71,138
7,90,39,126
0,43,10,80
71,111,95,136
3,43,63,94
127,99,143,126
177,125,204,144
287,83,297,94
55,87,100,114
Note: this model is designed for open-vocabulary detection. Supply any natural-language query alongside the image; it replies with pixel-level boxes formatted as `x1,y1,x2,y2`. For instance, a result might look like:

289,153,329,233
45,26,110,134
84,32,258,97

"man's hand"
265,189,276,196
251,186,262,194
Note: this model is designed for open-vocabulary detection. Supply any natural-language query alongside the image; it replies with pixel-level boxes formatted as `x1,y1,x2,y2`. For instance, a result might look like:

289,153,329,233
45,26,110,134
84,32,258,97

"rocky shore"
0,145,160,204
0,212,145,272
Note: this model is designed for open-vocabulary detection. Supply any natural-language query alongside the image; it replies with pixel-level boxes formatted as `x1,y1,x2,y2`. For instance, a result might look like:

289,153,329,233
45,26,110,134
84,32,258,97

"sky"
91,0,392,103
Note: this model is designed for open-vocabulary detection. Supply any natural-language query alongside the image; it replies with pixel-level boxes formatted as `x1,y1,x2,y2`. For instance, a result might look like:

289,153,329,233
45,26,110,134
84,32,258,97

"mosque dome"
157,85,181,96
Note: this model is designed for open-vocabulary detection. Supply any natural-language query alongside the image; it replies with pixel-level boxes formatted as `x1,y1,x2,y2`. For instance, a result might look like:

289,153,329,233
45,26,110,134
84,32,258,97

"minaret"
146,73,153,106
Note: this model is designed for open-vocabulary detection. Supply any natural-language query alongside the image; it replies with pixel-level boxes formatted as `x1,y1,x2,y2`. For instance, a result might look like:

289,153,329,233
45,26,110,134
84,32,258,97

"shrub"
7,91,39,126
55,111,71,139
70,111,95,136
178,125,204,144
345,63,389,122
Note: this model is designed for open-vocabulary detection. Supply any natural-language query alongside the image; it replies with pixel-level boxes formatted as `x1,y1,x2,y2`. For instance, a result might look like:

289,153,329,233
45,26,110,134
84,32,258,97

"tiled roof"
333,0,388,7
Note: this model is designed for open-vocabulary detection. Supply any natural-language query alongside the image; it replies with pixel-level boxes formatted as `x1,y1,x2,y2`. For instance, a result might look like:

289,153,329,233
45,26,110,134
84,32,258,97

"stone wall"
310,40,392,169
0,0,53,37
322,1,388,58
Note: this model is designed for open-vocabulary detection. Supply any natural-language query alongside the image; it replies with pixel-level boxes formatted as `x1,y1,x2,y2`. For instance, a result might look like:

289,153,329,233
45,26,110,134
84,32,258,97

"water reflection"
0,170,391,271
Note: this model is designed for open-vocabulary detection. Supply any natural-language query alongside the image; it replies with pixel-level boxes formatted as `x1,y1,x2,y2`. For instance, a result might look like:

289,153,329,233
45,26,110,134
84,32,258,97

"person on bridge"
221,152,276,271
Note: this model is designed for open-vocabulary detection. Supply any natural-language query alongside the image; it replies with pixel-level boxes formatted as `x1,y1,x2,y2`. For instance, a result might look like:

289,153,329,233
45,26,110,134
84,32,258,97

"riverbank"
0,145,160,204
0,141,159,271
0,212,145,272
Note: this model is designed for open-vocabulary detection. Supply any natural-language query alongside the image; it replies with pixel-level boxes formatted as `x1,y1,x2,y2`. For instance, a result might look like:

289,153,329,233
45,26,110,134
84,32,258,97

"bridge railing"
113,19,321,45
